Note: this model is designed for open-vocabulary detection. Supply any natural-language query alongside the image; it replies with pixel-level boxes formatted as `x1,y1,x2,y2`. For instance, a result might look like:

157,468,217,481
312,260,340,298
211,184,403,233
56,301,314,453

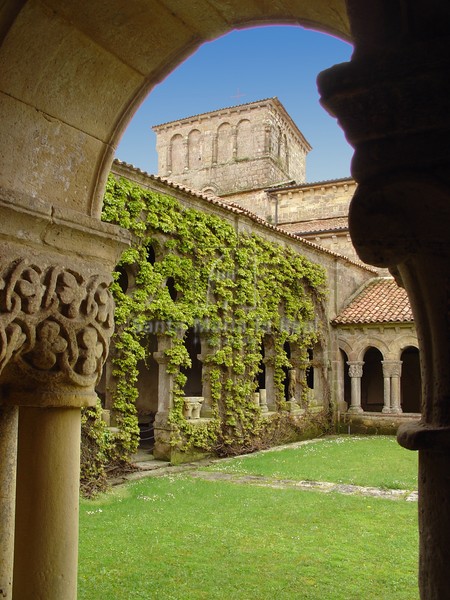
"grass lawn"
78,436,419,599
204,435,418,490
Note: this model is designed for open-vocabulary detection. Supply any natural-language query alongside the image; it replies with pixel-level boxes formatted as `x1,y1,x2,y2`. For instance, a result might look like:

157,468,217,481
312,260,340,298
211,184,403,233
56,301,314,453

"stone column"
381,362,391,413
259,388,268,414
0,193,128,600
153,334,176,459
262,337,276,411
0,406,18,599
13,406,82,600
198,336,213,417
347,361,363,413
318,6,450,595
382,361,402,414
391,363,402,414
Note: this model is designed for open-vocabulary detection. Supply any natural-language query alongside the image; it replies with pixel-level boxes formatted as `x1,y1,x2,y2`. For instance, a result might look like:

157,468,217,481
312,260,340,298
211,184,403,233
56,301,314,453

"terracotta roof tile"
333,278,413,325
112,160,378,274
279,217,348,235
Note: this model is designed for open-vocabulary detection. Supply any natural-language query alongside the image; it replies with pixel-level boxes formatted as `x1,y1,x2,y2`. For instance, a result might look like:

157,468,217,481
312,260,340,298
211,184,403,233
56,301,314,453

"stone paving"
118,445,418,502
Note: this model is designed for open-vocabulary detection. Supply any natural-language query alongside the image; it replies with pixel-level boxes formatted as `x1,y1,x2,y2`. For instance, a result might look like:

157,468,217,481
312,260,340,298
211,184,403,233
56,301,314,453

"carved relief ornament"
347,361,364,378
0,258,114,389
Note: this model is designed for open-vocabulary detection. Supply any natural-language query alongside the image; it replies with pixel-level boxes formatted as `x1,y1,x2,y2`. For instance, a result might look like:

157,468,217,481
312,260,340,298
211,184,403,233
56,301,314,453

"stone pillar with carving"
0,193,128,600
347,361,364,413
318,5,450,595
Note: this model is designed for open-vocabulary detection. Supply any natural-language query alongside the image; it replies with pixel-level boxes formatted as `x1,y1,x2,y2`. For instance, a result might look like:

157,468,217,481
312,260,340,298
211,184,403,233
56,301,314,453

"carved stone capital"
347,361,364,378
382,360,402,378
0,255,113,392
0,192,130,407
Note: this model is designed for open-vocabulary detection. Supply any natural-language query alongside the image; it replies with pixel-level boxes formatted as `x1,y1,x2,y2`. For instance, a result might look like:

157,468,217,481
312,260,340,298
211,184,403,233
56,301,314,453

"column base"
348,406,364,414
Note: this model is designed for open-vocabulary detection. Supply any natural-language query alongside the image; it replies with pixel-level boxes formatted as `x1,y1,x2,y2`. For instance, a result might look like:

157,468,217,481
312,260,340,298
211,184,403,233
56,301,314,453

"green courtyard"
79,435,419,599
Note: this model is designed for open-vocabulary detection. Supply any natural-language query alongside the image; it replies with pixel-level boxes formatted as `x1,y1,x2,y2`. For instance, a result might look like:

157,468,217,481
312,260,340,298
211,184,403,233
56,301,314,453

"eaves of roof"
112,159,377,274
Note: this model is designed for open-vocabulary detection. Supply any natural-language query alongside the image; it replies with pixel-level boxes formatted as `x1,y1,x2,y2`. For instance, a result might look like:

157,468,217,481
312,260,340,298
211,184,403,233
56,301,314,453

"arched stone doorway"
401,346,421,414
361,347,384,412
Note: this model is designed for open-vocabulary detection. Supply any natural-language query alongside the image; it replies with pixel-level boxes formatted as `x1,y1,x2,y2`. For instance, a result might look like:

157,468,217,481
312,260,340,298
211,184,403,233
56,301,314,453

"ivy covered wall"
81,169,333,493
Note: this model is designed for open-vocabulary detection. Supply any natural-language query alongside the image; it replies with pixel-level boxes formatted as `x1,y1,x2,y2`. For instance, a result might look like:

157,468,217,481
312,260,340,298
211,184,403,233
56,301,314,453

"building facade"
153,100,420,431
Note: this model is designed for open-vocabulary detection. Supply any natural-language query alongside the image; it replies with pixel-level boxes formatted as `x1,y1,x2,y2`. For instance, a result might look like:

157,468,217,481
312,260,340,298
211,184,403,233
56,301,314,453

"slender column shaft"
13,406,81,600
347,362,363,413
382,376,391,413
391,375,402,414
0,406,18,599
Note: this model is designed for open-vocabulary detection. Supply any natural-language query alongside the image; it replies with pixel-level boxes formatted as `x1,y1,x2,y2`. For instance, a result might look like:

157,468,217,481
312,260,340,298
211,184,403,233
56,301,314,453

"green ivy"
81,172,328,490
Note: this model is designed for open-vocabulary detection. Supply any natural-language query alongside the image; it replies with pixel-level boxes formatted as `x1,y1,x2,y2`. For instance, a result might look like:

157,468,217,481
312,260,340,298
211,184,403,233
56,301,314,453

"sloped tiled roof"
266,176,354,192
333,278,413,325
279,217,348,235
112,160,378,274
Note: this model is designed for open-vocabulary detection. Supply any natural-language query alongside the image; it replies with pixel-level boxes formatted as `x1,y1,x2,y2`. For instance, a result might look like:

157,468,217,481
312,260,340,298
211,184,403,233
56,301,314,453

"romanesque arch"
217,122,233,164
188,129,202,170
236,119,252,159
170,134,185,174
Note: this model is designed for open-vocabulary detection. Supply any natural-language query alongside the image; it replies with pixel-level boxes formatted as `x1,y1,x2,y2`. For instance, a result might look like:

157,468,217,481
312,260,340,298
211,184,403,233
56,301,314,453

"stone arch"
201,186,218,197
217,122,233,163
0,3,350,219
361,346,384,412
236,118,252,159
337,339,354,360
188,128,202,169
169,133,185,173
355,338,390,362
391,334,420,359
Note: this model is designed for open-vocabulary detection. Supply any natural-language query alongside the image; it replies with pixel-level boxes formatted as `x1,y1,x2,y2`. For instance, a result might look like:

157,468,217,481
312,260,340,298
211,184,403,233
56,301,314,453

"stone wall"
275,180,356,224
112,160,375,320
153,98,311,196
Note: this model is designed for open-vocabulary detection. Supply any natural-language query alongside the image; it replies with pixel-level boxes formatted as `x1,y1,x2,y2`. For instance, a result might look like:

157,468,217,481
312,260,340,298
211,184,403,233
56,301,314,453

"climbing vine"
81,172,328,488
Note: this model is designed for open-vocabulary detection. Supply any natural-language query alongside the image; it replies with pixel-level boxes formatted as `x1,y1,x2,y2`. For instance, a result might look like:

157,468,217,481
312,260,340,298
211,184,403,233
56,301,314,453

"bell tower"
153,97,311,197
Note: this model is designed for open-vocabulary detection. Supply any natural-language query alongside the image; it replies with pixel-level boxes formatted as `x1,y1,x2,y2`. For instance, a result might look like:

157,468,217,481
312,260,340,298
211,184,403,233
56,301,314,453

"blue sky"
116,26,353,183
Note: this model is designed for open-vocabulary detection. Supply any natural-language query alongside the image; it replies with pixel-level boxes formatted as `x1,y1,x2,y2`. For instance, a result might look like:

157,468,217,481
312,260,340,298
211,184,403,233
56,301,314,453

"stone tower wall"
275,180,357,224
153,99,310,196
